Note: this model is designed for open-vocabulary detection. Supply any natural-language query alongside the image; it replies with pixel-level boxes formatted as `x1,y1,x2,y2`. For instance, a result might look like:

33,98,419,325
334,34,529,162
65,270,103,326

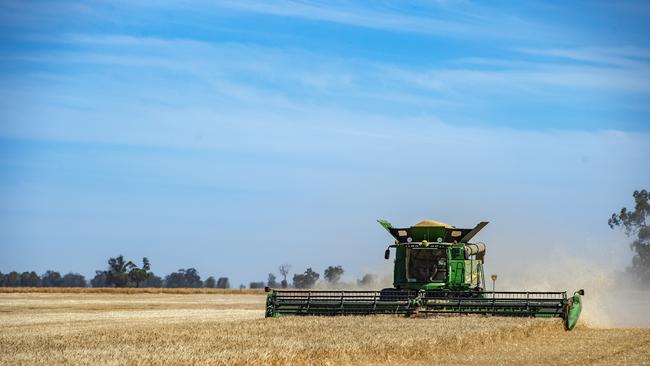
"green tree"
204,276,216,288
183,268,202,288
5,271,21,287
216,277,230,289
142,273,163,288
267,273,278,288
19,272,30,287
165,268,202,288
62,273,87,287
293,268,319,289
90,271,108,287
20,271,40,287
278,264,290,289
27,271,41,287
324,265,344,285
41,270,63,287
609,189,650,284
128,257,151,288
106,255,136,287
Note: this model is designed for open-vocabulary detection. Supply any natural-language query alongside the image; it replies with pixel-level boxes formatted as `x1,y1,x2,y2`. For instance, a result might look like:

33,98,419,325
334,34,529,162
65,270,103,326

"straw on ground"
1,292,649,365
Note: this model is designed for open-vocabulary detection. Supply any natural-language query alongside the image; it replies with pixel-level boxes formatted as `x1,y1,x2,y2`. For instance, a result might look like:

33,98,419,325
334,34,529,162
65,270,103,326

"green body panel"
409,227,448,243
565,293,582,330
377,220,392,230
422,282,447,290
394,245,407,287
448,260,465,286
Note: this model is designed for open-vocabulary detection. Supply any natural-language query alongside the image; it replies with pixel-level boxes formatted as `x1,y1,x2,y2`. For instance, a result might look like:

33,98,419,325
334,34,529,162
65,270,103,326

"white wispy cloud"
3,32,649,151
13,34,650,98
2,0,561,42
517,46,650,68
214,0,558,40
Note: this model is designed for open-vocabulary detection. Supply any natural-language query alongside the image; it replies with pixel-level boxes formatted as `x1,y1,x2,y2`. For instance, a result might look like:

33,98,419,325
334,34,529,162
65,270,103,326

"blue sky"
1,1,649,286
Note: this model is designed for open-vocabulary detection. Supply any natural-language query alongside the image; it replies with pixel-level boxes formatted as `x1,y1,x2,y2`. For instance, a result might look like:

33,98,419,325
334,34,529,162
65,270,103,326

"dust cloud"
497,258,650,328
314,261,394,291
323,248,649,328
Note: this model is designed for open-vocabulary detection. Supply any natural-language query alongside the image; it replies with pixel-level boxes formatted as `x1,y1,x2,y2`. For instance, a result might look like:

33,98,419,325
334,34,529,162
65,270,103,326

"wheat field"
1,292,649,365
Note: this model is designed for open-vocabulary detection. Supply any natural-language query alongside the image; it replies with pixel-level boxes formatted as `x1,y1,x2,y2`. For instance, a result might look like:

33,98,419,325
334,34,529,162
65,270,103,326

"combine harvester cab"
266,219,584,330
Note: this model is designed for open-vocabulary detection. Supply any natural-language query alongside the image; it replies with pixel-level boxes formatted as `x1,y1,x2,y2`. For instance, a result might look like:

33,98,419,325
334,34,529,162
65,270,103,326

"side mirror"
384,248,390,260
577,289,585,296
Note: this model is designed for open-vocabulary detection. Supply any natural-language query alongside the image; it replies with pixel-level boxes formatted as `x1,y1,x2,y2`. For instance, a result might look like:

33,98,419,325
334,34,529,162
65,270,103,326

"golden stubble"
1,293,649,366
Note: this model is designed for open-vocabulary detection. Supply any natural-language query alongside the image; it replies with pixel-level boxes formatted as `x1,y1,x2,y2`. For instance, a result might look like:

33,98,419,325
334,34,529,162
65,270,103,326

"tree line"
0,270,88,287
264,264,378,289
0,255,377,289
0,255,232,289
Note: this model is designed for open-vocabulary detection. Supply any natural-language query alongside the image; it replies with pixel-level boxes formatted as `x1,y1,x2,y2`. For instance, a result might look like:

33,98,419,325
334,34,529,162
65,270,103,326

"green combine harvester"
266,220,584,330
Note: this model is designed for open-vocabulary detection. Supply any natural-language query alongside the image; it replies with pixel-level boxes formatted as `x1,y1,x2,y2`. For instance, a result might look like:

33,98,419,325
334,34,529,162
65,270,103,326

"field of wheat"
1,292,649,365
